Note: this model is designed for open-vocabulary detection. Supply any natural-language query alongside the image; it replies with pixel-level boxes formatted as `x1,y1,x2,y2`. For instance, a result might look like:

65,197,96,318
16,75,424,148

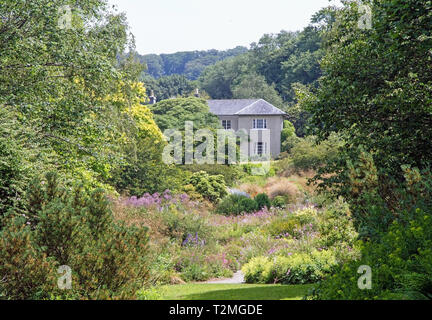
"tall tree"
302,0,432,180
231,73,284,109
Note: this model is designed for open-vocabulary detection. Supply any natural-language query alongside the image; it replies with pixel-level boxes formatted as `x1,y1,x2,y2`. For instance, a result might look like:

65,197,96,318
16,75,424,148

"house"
207,99,286,158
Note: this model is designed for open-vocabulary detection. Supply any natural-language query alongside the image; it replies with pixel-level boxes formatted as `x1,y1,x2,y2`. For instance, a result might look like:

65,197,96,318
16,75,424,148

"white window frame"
254,142,268,155
253,118,267,129
222,120,232,130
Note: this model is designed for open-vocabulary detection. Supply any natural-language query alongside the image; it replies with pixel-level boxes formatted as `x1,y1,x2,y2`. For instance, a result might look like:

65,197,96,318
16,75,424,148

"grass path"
160,283,313,300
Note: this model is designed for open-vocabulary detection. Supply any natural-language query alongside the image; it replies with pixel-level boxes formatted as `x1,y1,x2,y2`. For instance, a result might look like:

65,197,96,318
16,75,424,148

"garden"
1,0,432,301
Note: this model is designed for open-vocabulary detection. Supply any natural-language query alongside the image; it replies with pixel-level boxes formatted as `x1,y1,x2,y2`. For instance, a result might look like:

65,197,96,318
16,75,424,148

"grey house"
207,99,286,158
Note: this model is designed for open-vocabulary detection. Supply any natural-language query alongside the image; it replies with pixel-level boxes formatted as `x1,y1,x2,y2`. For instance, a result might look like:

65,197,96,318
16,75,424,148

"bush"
0,107,39,217
310,204,432,300
216,194,258,215
186,171,228,203
316,199,358,251
255,193,271,210
242,163,276,177
242,250,337,284
271,196,286,209
281,134,344,173
159,207,212,244
182,164,244,186
0,172,150,299
174,247,233,282
136,286,165,300
263,216,301,238
281,135,301,154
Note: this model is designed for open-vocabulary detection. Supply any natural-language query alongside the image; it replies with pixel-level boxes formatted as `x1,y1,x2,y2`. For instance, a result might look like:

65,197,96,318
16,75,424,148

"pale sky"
107,0,339,54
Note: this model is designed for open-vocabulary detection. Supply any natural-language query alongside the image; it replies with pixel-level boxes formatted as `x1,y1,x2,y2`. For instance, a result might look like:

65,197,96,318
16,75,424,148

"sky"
107,0,339,55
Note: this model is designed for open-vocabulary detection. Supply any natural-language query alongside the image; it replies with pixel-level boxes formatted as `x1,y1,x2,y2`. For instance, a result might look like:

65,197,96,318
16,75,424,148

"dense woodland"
138,46,248,80
1,0,432,300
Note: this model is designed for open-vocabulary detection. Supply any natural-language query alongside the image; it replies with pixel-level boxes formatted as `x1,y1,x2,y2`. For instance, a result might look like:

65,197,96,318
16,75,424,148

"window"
222,120,231,130
253,119,267,129
255,142,268,155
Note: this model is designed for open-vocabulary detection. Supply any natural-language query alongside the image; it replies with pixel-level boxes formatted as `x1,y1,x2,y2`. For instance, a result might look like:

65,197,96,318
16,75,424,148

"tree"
142,74,195,101
106,82,181,195
281,120,296,141
232,73,284,109
0,0,142,184
149,97,221,132
302,0,432,181
137,47,248,80
199,54,252,99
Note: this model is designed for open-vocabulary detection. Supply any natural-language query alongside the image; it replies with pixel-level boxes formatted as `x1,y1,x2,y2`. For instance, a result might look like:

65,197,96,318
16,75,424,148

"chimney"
149,90,157,105
194,88,200,98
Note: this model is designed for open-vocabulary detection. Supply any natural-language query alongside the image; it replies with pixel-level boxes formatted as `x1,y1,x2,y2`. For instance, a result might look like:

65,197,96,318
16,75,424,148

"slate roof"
207,99,286,116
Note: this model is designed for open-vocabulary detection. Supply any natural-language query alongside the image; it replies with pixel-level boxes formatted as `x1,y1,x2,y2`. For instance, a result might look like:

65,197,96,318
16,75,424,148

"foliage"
199,54,252,99
303,0,432,187
106,81,182,195
182,164,245,187
216,194,258,216
0,172,150,299
310,203,432,300
0,107,42,216
242,250,337,285
150,97,221,132
119,194,237,284
136,286,165,300
281,120,296,142
137,46,248,80
0,0,174,197
255,193,271,210
141,74,195,101
272,196,287,209
174,247,233,282
0,0,146,184
263,216,302,238
186,171,228,203
290,134,344,171
232,73,285,109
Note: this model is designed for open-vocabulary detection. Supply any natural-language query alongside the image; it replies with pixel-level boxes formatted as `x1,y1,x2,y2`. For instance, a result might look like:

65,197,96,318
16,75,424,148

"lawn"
160,283,313,300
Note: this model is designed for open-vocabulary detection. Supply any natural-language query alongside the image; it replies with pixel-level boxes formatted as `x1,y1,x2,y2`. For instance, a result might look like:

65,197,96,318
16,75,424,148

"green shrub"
136,286,165,300
186,171,227,203
0,172,150,300
271,196,286,209
316,200,358,250
182,164,244,186
310,204,432,300
174,247,233,282
281,120,296,142
242,250,337,284
239,197,259,213
0,107,39,217
242,163,276,177
285,134,344,172
263,216,301,237
0,220,57,299
159,206,212,244
281,135,301,154
216,194,258,215
255,193,271,210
